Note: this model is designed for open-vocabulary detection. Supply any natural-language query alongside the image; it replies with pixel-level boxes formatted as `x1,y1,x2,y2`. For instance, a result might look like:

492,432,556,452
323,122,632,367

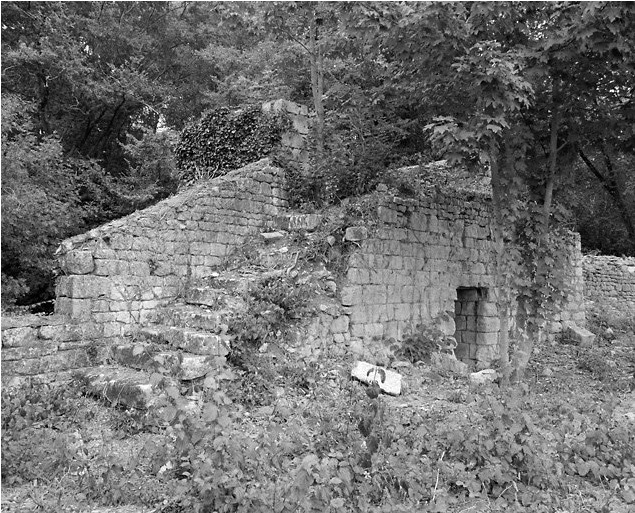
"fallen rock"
470,369,498,386
261,231,286,242
541,367,554,377
351,361,402,396
564,324,596,347
431,352,469,376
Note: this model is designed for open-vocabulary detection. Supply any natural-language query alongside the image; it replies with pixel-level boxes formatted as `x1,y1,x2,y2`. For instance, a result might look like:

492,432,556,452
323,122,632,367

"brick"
330,316,350,334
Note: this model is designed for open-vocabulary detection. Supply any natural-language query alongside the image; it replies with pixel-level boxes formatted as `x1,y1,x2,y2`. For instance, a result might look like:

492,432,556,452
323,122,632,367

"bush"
175,105,290,187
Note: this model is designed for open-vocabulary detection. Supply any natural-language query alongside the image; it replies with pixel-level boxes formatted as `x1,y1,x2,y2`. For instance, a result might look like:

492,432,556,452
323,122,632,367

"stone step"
78,366,173,410
185,289,247,313
154,304,235,331
111,344,221,380
137,326,230,357
275,213,322,232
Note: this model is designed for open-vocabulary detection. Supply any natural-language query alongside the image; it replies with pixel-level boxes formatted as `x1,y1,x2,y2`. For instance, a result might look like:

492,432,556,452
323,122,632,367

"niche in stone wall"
454,287,499,363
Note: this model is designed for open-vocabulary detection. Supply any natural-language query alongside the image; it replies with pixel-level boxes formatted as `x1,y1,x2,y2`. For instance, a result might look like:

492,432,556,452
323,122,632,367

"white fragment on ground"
351,360,402,396
469,368,498,386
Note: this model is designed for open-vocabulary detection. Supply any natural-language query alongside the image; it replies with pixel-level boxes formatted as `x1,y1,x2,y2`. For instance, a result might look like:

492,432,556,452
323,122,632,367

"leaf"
577,461,590,476
149,373,163,387
162,405,177,422
165,386,180,400
132,344,145,356
330,497,346,508
203,403,218,422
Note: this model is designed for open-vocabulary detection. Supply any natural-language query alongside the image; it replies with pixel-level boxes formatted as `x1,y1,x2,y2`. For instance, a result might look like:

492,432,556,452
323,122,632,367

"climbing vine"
174,105,290,187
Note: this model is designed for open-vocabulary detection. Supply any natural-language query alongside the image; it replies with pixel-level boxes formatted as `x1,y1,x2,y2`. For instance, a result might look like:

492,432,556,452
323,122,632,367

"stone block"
377,206,398,225
60,275,111,299
330,316,350,334
477,302,498,317
55,297,92,319
261,231,286,242
475,345,499,364
344,226,368,242
455,342,470,360
364,323,384,339
340,286,362,306
476,332,498,346
477,316,500,333
39,322,102,342
351,324,365,338
1,326,37,348
564,324,596,347
59,250,94,274
351,361,402,395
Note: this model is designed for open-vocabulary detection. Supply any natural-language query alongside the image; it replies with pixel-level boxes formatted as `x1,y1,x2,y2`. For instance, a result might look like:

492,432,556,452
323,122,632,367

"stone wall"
339,189,586,367
583,255,635,310
1,315,107,386
262,99,311,169
55,159,287,339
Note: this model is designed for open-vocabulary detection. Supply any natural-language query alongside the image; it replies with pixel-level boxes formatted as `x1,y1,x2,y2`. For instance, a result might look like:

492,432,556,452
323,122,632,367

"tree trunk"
489,142,512,385
309,11,325,163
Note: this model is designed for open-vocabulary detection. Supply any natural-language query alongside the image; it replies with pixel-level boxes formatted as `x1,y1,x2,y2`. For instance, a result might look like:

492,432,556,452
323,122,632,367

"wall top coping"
583,255,635,268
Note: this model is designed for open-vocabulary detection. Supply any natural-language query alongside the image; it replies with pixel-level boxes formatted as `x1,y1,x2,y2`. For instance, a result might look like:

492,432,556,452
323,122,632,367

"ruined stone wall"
339,190,586,367
583,255,635,310
262,99,311,169
55,159,287,338
1,315,107,386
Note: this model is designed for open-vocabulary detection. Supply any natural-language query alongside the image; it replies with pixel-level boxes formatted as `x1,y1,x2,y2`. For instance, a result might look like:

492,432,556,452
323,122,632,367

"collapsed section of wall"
583,255,635,310
55,159,287,339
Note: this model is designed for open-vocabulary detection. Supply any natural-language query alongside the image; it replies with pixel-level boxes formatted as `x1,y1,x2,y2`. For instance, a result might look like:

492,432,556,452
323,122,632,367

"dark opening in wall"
454,287,491,362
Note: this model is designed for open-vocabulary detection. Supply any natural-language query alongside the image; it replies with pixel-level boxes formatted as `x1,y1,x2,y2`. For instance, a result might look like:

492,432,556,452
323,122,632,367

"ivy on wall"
174,105,290,186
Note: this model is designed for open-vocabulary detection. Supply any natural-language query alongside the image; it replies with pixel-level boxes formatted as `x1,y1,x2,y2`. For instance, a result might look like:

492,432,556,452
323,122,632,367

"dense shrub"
174,105,290,187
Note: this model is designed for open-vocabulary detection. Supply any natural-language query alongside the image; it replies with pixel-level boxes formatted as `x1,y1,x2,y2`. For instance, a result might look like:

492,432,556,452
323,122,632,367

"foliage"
227,273,314,348
391,324,448,365
175,105,290,187
1,381,90,483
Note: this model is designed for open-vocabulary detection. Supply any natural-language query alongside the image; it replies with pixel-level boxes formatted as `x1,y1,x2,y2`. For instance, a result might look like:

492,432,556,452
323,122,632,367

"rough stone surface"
344,226,369,242
351,361,402,395
564,323,596,347
1,314,108,384
584,255,635,312
340,189,585,368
